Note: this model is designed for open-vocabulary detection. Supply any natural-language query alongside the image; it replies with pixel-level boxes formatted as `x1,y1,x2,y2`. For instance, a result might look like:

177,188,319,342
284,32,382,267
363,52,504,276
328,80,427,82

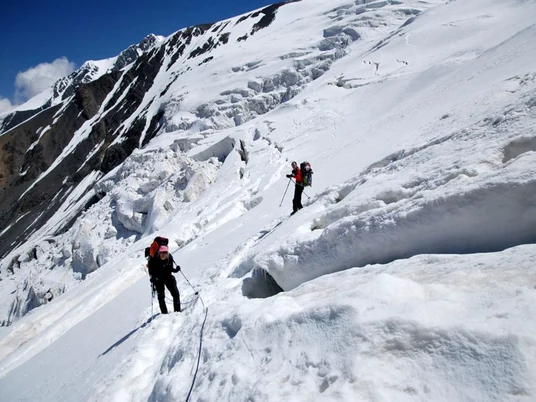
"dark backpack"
300,162,313,187
145,236,169,260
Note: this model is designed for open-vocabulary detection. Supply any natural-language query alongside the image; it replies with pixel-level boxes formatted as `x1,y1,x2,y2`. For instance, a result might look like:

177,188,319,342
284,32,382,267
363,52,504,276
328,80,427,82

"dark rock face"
0,105,62,191
251,3,285,34
0,77,115,256
114,34,161,70
0,44,166,258
114,45,141,71
165,25,212,70
0,104,51,133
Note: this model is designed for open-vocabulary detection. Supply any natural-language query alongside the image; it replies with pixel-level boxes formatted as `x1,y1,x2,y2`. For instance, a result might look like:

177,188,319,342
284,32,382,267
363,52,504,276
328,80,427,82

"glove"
149,276,154,283
286,174,292,178
172,265,181,273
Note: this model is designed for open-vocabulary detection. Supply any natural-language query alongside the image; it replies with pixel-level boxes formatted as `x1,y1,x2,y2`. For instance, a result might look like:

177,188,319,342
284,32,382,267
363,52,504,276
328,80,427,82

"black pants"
154,276,181,313
293,184,304,213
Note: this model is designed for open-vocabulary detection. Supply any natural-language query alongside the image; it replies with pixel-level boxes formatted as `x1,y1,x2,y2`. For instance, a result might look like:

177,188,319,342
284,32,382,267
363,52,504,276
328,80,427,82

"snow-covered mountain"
1,0,536,400
0,32,165,261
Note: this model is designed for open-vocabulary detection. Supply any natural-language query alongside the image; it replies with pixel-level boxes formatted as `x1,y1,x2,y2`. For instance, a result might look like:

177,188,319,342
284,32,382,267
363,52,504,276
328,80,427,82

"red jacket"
292,167,303,184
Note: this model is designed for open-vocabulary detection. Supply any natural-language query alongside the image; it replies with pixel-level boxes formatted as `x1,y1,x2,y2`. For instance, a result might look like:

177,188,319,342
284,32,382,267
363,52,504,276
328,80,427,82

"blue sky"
0,0,276,109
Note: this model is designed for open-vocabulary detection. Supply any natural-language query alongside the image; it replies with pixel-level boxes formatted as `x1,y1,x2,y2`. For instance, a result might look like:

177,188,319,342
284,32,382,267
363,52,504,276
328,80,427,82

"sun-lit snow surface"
1,0,536,400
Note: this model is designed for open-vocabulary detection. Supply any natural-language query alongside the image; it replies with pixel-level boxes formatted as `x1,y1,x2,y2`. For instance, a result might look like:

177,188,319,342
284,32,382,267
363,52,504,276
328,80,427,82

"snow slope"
1,0,536,401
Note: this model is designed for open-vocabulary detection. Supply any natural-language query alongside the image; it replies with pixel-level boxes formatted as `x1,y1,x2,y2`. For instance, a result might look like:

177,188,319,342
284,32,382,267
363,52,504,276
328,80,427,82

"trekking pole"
181,270,206,310
180,271,199,295
150,283,155,321
279,178,292,207
174,262,199,295
289,178,311,199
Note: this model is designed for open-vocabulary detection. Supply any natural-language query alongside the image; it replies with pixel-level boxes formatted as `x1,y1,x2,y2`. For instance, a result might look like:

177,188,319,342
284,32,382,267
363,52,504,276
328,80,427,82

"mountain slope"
0,0,443,323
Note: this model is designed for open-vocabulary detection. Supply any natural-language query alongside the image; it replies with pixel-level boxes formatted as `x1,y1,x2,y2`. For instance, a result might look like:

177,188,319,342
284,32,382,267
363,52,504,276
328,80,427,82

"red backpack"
145,236,169,260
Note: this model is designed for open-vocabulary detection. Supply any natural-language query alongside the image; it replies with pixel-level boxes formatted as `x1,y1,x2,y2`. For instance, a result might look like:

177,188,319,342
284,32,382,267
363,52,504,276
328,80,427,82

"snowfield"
1,0,536,401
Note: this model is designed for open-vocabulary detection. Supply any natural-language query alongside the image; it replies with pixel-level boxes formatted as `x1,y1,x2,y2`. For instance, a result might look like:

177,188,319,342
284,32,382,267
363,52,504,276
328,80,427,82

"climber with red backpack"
146,237,181,314
285,161,313,215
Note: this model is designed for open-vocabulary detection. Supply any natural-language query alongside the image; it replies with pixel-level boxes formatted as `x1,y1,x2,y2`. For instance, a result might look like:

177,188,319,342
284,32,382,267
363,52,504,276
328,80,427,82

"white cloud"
0,97,13,113
15,57,76,103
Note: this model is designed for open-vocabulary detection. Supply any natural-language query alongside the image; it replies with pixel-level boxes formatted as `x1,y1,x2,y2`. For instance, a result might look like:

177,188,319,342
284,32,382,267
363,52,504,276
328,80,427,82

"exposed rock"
0,44,166,258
